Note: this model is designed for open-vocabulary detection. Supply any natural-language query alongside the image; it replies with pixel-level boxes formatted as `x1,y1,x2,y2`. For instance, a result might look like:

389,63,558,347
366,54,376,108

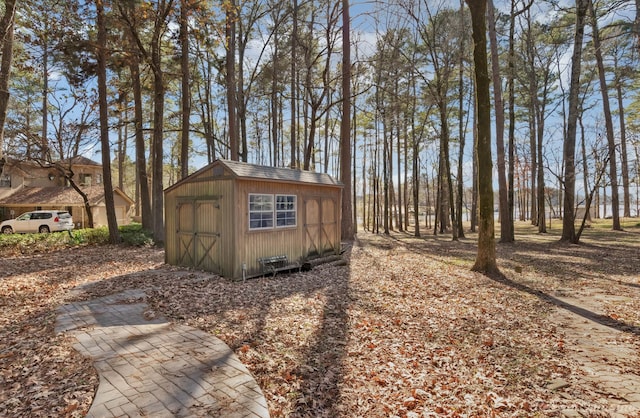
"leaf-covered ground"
1,222,639,417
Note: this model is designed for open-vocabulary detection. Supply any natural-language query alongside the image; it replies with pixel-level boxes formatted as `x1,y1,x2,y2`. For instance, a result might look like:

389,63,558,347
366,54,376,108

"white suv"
0,210,74,234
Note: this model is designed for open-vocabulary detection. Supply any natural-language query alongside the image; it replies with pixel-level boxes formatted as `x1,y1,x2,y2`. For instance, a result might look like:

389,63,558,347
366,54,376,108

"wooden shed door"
176,198,221,271
304,197,338,257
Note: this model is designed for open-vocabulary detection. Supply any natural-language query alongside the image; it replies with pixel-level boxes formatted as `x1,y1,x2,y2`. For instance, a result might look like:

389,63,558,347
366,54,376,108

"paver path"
55,289,270,418
551,291,640,417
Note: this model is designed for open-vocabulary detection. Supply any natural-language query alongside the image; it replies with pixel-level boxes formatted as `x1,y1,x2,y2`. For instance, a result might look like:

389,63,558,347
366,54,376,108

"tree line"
0,0,638,273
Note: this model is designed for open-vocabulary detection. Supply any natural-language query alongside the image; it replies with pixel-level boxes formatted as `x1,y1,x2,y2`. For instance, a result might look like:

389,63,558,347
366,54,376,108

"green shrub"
0,223,155,256
119,223,154,247
80,227,110,245
0,230,73,255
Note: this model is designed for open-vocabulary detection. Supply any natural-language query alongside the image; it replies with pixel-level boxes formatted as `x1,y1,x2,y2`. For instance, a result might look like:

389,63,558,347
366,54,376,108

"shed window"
276,195,297,227
249,194,274,229
248,193,297,230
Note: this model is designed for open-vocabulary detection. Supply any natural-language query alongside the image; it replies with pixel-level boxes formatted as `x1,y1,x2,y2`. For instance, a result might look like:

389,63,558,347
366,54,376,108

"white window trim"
248,193,297,231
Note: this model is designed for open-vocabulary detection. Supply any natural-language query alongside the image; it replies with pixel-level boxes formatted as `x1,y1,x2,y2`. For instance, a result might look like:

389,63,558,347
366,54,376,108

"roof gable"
166,159,342,192
57,156,101,167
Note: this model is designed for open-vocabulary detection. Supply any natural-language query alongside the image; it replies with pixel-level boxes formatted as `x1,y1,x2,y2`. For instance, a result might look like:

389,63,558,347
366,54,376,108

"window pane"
249,194,274,229
275,195,296,227
249,194,273,211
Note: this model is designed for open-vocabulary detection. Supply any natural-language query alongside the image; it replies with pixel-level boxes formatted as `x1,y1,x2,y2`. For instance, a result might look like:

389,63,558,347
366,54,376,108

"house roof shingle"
0,185,107,206
57,156,101,167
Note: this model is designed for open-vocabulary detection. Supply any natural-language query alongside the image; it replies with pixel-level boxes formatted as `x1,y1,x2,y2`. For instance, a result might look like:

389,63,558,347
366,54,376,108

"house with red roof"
0,157,134,228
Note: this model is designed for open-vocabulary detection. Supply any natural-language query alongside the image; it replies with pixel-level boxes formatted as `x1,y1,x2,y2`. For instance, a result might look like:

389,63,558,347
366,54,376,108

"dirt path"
550,290,640,417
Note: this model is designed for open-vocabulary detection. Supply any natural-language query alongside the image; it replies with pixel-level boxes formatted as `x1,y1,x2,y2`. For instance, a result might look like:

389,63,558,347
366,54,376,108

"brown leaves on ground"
1,223,639,417
0,246,164,417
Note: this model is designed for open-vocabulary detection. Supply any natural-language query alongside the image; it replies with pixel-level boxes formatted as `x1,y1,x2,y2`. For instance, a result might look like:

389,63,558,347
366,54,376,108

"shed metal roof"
219,159,342,186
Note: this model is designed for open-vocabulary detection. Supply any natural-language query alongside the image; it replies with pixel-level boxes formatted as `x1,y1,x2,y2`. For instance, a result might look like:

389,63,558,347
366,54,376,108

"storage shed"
164,159,343,279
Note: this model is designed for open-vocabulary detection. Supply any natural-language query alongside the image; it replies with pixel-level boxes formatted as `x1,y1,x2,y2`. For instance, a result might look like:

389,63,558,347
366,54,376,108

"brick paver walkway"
552,292,640,417
55,289,270,418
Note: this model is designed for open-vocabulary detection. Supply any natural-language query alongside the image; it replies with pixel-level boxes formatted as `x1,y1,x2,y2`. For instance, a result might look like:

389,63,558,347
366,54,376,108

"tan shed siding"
233,180,302,277
164,178,234,276
233,179,342,278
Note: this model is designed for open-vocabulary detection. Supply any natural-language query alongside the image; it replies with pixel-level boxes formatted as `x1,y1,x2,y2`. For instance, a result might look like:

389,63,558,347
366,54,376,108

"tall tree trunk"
127,30,152,231
436,154,443,234
116,92,125,190
237,47,247,162
383,113,390,235
150,75,164,242
579,115,591,222
340,0,353,241
0,0,16,174
373,124,379,233
561,0,588,243
536,97,546,233
324,90,331,173
41,21,50,160
396,111,403,232
588,0,621,230
615,69,631,218
129,61,153,231
352,92,358,233
96,0,120,243
403,116,409,231
271,35,279,166
120,0,173,241
488,0,511,243
470,80,478,233
180,0,190,178
291,0,298,167
525,12,537,226
226,0,238,161
150,2,172,244
440,101,457,240
363,132,368,231
506,0,531,239
425,166,432,231
412,98,420,237
466,0,498,275
456,0,466,239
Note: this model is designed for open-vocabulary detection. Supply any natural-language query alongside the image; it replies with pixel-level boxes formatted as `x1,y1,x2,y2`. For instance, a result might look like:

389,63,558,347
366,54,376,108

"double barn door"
304,197,338,258
176,198,221,272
